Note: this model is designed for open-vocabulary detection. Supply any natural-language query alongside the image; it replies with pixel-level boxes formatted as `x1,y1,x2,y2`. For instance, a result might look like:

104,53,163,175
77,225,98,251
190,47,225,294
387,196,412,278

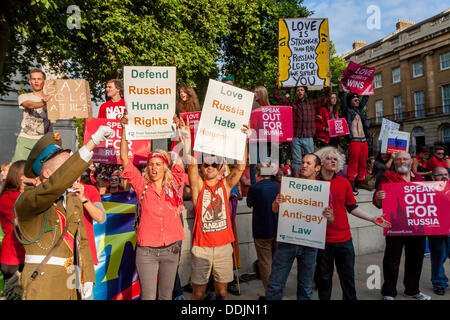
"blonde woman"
253,86,270,109
120,112,185,300
250,85,271,183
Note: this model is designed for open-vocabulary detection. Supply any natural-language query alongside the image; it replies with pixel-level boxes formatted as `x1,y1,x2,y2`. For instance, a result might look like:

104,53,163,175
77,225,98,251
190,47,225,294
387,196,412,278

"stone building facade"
343,9,450,155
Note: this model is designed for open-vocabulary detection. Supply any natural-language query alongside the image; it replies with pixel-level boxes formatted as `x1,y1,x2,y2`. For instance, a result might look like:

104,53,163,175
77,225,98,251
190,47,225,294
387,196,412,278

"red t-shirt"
325,175,356,243
82,184,102,265
98,98,126,119
283,165,292,176
0,191,25,265
426,156,448,171
193,180,235,247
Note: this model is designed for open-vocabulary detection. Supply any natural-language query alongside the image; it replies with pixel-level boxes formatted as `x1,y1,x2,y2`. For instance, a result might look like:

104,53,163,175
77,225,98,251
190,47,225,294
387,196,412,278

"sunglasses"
202,163,223,169
436,152,445,155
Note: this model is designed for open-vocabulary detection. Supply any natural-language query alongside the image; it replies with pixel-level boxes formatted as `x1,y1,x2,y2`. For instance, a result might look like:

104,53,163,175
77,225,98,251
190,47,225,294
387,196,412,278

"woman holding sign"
315,92,339,148
176,84,200,114
119,112,186,300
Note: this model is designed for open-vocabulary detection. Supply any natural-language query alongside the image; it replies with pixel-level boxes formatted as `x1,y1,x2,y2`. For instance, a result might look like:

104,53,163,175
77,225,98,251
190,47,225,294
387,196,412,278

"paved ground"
182,250,449,300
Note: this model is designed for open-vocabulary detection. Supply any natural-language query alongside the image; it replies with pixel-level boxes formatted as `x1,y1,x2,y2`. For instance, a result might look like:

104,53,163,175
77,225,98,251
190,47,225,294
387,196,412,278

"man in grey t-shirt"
12,69,53,161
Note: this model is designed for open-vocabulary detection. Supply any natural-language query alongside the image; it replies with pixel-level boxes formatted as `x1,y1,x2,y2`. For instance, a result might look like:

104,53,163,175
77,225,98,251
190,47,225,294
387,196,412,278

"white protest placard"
123,66,176,140
193,79,254,161
380,130,410,154
276,177,330,249
378,118,400,143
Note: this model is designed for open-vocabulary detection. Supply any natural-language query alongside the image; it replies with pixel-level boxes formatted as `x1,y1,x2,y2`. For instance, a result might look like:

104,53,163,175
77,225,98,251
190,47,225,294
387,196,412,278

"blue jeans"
429,236,450,289
266,242,318,300
292,137,314,170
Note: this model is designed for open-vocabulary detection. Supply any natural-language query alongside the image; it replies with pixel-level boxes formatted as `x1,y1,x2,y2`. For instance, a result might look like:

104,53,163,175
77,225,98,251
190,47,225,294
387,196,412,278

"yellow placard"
278,18,330,89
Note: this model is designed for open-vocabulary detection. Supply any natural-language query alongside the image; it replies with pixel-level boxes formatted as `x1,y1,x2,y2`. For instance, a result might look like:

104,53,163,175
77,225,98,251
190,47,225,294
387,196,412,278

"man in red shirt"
315,146,390,300
184,120,252,300
426,146,449,173
97,79,126,119
373,150,431,300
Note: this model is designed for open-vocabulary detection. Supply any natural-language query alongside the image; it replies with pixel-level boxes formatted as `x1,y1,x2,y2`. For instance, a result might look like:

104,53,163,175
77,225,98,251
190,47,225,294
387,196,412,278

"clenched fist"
91,125,114,145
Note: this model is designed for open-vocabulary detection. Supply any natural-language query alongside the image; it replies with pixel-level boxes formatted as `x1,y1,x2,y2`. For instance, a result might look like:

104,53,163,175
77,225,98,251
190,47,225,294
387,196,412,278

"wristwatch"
82,198,89,204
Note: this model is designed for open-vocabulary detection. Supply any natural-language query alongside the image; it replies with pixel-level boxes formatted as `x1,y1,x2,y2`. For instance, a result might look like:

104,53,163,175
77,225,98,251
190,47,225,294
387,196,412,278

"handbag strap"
134,182,149,230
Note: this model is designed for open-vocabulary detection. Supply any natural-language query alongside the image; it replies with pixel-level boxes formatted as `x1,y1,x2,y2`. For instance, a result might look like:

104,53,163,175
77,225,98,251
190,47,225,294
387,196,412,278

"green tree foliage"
1,0,346,103
219,0,312,93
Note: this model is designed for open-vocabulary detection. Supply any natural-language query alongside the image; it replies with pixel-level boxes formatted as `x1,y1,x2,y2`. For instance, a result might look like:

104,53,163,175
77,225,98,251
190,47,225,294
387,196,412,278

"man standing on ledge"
12,69,53,162
98,79,126,119
14,126,114,300
273,73,331,178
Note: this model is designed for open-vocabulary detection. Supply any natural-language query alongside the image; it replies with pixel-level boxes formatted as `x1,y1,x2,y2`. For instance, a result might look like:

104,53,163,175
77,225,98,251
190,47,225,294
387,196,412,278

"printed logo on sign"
201,187,228,233
279,235,286,240
335,120,344,134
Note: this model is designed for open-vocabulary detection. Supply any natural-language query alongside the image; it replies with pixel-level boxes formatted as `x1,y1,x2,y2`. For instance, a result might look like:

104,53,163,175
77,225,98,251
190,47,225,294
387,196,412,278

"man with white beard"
373,151,431,300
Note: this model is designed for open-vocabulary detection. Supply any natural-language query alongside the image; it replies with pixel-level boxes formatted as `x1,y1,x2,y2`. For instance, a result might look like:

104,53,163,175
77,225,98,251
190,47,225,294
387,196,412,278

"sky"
302,0,449,55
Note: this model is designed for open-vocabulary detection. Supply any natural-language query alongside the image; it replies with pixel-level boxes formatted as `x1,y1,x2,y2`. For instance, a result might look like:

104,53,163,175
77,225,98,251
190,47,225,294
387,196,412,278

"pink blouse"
122,162,185,247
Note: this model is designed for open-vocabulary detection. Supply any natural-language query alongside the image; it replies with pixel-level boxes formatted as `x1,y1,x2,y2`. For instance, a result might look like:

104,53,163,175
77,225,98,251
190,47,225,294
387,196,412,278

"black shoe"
350,181,359,196
433,287,445,295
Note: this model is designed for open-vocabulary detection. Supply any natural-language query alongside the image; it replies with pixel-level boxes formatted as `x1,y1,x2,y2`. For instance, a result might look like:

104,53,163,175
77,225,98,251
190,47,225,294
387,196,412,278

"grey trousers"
136,243,180,300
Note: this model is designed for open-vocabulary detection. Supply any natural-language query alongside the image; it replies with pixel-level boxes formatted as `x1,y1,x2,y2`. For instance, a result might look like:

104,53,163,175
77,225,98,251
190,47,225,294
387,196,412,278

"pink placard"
382,181,450,236
84,118,151,165
249,106,293,143
180,111,201,147
327,118,350,137
341,61,375,95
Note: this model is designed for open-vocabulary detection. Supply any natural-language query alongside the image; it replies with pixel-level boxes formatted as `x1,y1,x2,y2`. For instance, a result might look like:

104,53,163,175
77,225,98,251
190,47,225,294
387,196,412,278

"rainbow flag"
93,191,141,300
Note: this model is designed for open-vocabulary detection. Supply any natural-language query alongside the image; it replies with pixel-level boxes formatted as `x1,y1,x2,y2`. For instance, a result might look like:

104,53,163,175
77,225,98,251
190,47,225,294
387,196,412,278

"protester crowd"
0,68,448,301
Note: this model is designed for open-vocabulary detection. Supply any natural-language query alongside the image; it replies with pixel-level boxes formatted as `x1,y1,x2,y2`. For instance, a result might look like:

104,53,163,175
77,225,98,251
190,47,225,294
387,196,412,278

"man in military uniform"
14,126,114,300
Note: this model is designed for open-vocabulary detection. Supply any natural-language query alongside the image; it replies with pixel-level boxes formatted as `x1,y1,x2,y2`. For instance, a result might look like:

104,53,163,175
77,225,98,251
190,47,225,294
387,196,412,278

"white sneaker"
383,296,395,300
407,292,431,300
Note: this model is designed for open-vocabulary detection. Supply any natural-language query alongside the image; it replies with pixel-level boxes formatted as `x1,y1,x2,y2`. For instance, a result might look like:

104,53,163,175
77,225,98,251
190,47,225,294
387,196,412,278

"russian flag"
387,137,408,153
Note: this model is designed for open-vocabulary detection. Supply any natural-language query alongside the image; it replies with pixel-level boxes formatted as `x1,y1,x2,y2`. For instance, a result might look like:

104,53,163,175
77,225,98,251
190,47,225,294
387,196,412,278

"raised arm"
273,73,293,106
225,125,252,192
119,112,130,168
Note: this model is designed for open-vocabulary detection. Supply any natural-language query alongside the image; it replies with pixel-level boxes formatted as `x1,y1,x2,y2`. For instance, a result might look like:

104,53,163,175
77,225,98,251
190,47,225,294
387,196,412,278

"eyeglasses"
352,98,360,102
436,152,445,155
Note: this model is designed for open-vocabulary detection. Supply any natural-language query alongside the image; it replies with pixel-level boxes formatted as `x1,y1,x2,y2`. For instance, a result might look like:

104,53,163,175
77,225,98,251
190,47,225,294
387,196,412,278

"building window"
414,91,425,118
443,126,450,144
412,127,425,155
412,61,423,78
394,96,403,121
442,84,450,114
375,100,383,124
440,52,450,70
392,67,401,83
373,73,382,89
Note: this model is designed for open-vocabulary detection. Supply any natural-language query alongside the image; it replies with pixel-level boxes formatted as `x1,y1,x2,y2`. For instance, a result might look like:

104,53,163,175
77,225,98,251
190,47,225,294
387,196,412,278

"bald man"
373,151,430,300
